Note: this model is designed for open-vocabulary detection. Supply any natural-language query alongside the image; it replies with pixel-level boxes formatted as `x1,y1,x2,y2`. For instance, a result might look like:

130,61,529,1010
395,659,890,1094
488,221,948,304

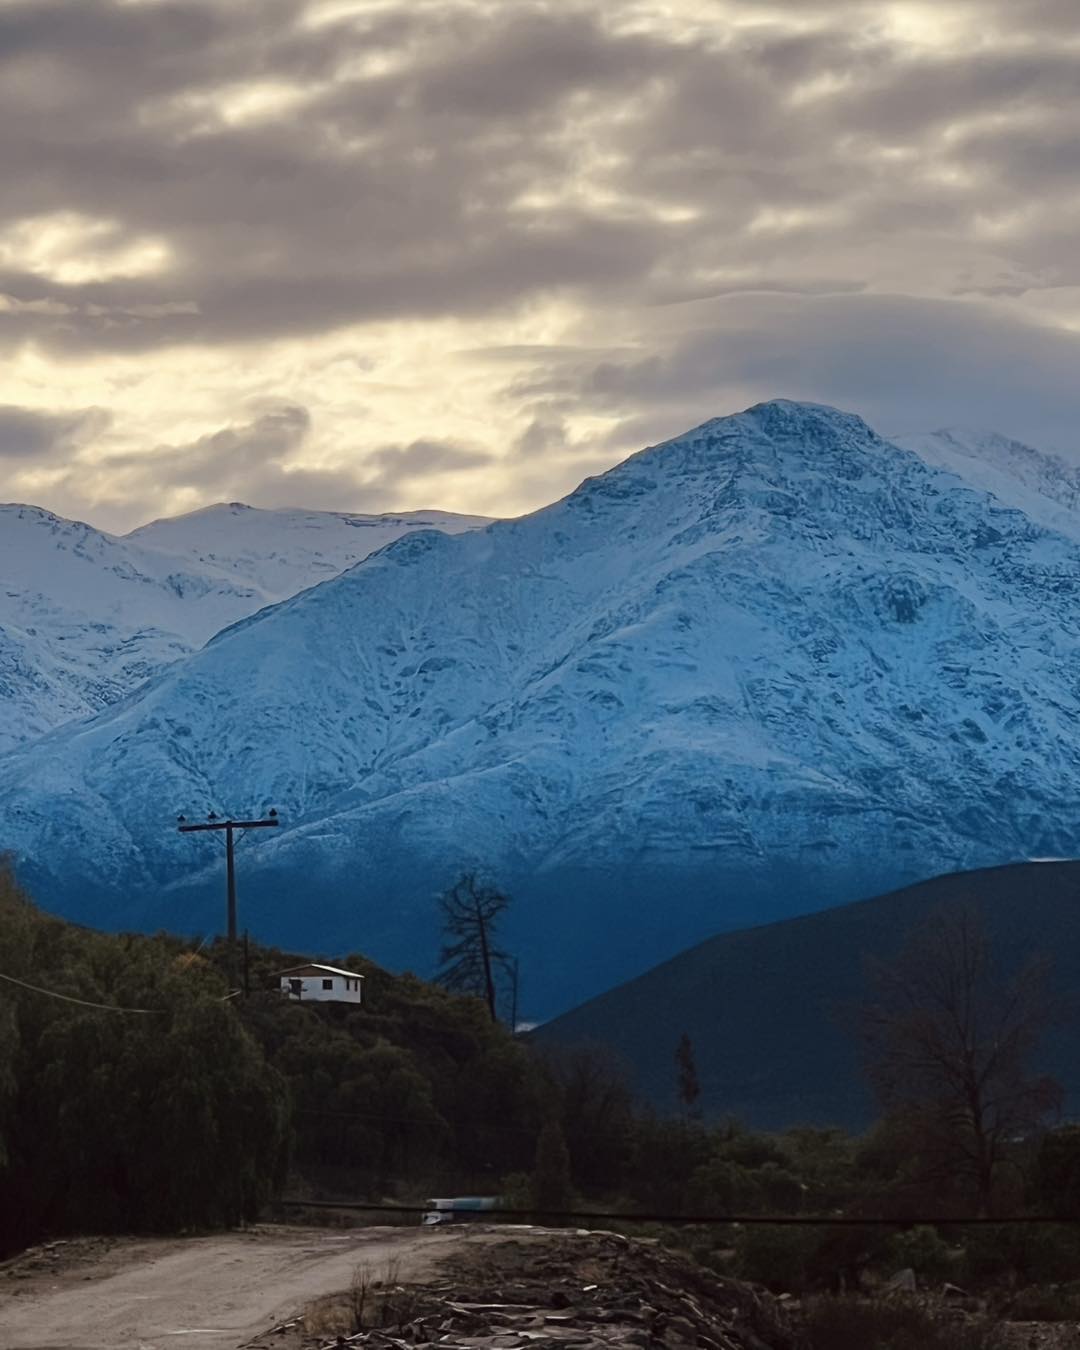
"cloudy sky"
1,0,1079,530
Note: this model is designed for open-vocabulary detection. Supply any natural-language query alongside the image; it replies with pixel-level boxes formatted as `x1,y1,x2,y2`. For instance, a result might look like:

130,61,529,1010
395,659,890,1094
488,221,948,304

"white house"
277,963,365,1005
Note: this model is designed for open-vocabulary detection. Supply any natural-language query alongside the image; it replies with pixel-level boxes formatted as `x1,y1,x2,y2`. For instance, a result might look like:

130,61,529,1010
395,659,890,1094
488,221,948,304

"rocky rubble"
0,1234,119,1284
296,1230,802,1350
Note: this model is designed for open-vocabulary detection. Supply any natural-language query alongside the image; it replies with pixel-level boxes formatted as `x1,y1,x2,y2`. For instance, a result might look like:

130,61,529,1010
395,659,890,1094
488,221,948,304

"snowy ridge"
125,502,492,603
0,502,489,753
5,399,1080,1012
895,428,1080,541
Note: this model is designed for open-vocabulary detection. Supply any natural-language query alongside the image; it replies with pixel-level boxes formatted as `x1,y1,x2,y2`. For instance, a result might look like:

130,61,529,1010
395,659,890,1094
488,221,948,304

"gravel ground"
0,1224,468,1350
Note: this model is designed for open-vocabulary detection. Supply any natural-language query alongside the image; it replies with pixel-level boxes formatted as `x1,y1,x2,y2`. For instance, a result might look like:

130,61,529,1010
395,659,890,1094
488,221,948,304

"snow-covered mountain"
895,427,1080,541
6,400,1080,1014
126,502,490,602
0,503,489,753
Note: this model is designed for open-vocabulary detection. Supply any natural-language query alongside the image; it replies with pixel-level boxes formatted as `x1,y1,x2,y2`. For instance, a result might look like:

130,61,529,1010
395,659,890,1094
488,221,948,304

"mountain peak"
0,498,490,754
632,400,884,473
9,402,1080,1013
0,502,100,532
740,397,877,436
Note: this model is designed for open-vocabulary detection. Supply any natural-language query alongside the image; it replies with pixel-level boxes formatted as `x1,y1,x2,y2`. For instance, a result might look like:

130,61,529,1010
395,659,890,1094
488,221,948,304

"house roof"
277,963,366,980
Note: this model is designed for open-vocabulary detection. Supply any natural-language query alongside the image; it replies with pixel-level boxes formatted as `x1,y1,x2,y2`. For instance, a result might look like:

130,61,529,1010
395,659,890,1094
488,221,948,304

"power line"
0,969,165,1015
0,969,239,1012
277,1198,1080,1227
294,1105,677,1139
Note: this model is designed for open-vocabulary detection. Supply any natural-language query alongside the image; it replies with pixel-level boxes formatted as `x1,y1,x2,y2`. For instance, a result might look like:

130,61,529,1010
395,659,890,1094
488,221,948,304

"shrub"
1006,1281,1080,1322
735,1224,820,1292
1034,1126,1080,1217
803,1295,1007,1350
884,1226,956,1284
961,1222,1080,1286
689,1159,762,1214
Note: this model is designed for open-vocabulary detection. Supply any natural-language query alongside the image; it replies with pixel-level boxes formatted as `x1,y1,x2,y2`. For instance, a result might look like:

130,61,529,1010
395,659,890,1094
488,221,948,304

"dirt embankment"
291,1228,801,1350
9,1223,1071,1350
0,1225,801,1350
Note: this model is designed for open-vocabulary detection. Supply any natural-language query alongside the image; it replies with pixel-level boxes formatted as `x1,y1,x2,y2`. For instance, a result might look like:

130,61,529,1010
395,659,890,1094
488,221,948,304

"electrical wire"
0,969,238,1012
0,969,166,1014
278,1198,1080,1227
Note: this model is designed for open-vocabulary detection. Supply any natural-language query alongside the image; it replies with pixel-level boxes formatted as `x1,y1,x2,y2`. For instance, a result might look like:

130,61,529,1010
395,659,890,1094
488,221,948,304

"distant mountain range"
4,400,1080,1016
532,861,1080,1131
0,502,488,752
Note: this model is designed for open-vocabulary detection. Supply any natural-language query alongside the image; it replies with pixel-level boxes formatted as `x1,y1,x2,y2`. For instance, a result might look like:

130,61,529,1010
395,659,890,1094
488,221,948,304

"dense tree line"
238,947,548,1192
4,861,1078,1304
0,868,558,1253
0,868,290,1254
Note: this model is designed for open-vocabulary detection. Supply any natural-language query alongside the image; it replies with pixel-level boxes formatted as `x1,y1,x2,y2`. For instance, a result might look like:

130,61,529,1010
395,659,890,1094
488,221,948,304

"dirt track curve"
0,1224,465,1350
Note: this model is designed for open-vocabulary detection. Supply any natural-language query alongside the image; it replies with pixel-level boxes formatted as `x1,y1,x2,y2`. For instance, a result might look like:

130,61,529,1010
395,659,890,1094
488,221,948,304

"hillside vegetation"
8,863,1080,1330
0,866,551,1254
536,860,1080,1128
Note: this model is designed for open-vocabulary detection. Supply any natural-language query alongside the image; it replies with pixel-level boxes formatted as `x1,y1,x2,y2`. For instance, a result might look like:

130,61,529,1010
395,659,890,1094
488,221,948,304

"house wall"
280,974,364,1004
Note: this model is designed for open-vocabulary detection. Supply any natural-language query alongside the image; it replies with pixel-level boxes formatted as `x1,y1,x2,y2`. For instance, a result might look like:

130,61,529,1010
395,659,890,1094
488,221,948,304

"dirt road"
0,1224,464,1350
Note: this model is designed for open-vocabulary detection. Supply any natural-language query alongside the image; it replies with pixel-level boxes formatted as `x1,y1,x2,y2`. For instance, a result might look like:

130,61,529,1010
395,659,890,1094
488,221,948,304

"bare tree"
862,904,1061,1215
437,873,511,1022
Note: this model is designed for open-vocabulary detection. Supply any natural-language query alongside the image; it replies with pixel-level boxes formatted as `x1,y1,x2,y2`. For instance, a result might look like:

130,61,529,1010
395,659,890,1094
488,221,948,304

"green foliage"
734,1224,820,1293
5,855,1071,1329
0,867,290,1253
960,1222,1080,1286
689,1158,762,1214
674,1032,700,1115
531,1117,573,1214
0,873,555,1254
540,1043,636,1194
1006,1281,1080,1322
499,1171,533,1210
782,1127,858,1210
883,1226,956,1282
239,938,548,1194
803,1295,1007,1350
0,863,34,1171
625,1114,713,1212
1034,1125,1080,1217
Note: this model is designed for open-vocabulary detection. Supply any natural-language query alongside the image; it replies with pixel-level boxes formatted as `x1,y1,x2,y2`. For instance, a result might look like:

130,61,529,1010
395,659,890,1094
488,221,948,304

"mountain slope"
5,400,1080,1014
532,861,1080,1130
124,502,492,603
895,427,1080,542
0,502,487,752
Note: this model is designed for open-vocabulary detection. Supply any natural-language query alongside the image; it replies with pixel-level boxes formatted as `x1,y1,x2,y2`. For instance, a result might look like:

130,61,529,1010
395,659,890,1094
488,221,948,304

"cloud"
3,0,1070,353
528,292,1080,454
365,438,493,489
92,404,317,502
0,0,1079,526
18,405,500,524
0,404,110,460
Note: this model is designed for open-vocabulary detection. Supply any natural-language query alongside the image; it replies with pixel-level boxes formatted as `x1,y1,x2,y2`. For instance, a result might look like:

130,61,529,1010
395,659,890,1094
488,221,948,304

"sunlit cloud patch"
0,0,1078,528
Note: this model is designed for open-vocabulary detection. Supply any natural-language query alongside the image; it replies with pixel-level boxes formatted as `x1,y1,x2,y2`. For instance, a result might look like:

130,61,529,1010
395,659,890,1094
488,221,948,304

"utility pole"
177,810,278,986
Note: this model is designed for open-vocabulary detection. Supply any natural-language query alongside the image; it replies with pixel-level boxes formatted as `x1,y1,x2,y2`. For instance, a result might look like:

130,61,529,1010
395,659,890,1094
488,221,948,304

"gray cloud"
0,0,1072,351
1,0,1080,524
30,406,498,521
525,292,1080,455
0,404,110,460
96,404,319,502
366,439,493,487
